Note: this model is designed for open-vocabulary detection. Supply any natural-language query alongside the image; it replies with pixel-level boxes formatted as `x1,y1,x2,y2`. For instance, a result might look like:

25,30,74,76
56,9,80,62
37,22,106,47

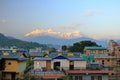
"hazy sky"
0,0,120,39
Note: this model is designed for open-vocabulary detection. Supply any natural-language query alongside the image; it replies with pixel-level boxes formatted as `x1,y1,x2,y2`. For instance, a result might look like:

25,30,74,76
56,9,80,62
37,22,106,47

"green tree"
68,40,100,52
62,45,67,51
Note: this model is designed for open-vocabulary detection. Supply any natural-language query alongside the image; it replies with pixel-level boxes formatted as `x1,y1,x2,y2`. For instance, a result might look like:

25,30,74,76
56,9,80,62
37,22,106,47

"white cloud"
81,9,104,17
24,29,82,39
90,9,104,14
92,35,99,40
54,22,81,31
81,13,93,17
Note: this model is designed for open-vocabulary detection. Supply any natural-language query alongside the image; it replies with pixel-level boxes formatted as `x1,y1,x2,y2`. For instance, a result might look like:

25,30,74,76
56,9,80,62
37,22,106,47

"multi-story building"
114,46,120,80
84,46,116,68
107,40,120,80
0,52,28,80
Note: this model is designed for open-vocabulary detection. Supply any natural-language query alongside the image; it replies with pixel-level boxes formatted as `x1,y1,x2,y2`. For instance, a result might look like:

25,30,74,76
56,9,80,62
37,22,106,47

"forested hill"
0,33,47,49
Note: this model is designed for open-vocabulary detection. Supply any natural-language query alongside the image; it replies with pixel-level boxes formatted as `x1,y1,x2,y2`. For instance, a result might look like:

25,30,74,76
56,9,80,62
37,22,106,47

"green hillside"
0,33,46,49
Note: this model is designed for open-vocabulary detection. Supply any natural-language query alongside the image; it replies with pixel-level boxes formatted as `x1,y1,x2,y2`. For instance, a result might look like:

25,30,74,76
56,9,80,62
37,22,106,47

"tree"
68,40,100,52
62,45,67,51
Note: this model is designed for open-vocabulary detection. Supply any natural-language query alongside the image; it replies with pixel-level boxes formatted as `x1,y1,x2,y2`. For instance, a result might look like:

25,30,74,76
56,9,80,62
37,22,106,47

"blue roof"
52,55,68,59
0,53,28,61
34,55,85,61
29,52,44,57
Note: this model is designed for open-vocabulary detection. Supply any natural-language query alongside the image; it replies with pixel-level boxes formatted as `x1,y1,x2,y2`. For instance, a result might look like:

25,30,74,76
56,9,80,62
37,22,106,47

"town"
0,40,120,80
0,0,120,80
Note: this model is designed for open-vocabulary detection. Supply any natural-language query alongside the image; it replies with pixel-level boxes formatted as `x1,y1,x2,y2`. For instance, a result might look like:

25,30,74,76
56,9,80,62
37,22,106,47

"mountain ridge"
0,33,46,49
24,35,108,47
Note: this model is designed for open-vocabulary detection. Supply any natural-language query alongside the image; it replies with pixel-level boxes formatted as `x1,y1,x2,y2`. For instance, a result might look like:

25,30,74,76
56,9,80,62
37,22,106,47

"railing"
30,70,65,76
24,65,34,74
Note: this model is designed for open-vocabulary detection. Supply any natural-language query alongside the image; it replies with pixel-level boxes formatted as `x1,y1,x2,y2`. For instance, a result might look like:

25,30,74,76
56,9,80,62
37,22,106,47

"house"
33,52,115,80
34,54,86,71
0,52,28,80
113,46,120,79
84,46,116,68
0,48,12,53
29,52,44,60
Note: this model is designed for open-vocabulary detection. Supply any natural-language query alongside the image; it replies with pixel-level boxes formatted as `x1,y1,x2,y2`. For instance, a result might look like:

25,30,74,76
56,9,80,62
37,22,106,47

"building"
107,40,120,80
114,46,120,80
108,40,119,55
0,48,12,53
32,52,114,80
84,46,116,68
29,52,44,60
66,70,114,80
0,52,28,80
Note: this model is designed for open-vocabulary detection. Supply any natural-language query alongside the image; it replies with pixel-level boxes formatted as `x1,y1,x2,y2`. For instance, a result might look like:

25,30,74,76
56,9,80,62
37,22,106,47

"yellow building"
0,52,28,80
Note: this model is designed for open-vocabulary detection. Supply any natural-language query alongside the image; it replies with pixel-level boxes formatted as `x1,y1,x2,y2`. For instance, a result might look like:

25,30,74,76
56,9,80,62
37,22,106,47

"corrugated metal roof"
0,53,28,61
29,52,44,57
90,62,99,65
85,46,107,50
34,55,85,61
68,57,85,60
34,58,52,61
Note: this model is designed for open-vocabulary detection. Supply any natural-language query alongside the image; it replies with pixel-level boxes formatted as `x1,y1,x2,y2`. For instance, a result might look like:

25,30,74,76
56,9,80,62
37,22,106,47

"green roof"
85,46,107,50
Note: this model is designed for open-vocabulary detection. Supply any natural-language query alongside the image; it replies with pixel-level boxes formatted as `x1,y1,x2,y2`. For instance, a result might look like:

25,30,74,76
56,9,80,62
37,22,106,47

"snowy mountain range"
24,35,108,47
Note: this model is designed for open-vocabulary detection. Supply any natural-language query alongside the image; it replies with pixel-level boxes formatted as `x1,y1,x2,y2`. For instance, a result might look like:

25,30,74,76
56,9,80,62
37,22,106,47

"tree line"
62,40,100,52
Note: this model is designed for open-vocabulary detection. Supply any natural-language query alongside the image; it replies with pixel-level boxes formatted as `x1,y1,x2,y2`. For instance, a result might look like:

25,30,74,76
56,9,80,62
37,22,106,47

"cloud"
81,9,104,17
54,22,81,31
24,29,82,39
0,19,7,23
92,35,98,40
90,10,104,14
81,13,93,17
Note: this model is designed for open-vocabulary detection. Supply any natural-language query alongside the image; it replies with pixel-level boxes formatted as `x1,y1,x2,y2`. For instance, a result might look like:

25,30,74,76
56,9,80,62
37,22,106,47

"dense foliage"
0,33,47,49
62,45,67,51
68,40,100,52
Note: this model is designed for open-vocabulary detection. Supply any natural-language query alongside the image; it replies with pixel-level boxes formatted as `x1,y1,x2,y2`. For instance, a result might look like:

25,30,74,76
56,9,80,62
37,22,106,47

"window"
79,76,82,80
107,59,110,62
119,49,120,51
92,60,95,62
75,76,78,80
91,76,94,80
90,50,96,54
99,50,103,54
8,62,11,65
98,76,102,80
102,60,104,65
75,76,82,80
102,60,104,62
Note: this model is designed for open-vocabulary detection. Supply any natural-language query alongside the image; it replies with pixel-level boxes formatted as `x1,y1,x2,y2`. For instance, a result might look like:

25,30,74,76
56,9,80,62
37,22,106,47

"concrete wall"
17,61,27,78
51,59,69,70
5,60,18,72
34,61,46,70
74,61,87,69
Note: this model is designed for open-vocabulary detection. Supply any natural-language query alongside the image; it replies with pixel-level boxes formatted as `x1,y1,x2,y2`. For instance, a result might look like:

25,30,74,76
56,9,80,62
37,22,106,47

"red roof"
66,70,115,74
42,75,64,79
